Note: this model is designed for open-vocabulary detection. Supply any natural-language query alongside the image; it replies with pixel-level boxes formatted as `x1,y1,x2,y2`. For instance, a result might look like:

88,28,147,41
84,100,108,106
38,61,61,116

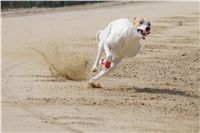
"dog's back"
96,18,134,46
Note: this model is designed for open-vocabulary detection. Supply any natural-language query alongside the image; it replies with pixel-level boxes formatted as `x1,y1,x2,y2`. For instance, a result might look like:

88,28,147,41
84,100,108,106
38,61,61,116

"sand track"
2,2,199,133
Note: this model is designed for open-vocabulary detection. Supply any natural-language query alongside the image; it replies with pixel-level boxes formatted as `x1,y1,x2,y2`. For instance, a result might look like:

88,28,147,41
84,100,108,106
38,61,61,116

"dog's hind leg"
92,41,104,72
96,30,102,43
92,25,111,73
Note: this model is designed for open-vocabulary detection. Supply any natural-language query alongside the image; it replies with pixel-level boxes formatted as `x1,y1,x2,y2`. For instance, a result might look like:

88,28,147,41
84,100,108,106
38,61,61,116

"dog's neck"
133,27,142,41
131,21,142,41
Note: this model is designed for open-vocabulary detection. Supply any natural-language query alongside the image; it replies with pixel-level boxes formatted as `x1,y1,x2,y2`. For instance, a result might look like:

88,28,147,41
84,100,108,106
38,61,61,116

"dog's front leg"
89,57,121,83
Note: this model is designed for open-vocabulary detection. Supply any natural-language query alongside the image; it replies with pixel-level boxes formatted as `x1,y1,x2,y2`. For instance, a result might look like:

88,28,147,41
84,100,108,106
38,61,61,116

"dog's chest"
111,37,141,58
122,39,141,57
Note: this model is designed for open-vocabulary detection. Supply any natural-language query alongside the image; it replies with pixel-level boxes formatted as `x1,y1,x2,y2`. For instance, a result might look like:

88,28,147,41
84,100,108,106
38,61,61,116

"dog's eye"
147,22,151,26
139,21,143,25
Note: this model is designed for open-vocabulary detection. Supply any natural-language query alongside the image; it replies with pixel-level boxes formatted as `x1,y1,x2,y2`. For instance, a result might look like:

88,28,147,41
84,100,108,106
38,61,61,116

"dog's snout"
146,27,150,31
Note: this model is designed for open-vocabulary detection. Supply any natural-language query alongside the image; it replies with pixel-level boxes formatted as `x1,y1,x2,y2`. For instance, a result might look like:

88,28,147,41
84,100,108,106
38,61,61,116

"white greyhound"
90,17,151,83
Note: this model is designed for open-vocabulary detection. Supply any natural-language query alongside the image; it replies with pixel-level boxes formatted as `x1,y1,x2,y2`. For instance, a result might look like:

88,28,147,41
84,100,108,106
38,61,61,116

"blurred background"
1,1,105,10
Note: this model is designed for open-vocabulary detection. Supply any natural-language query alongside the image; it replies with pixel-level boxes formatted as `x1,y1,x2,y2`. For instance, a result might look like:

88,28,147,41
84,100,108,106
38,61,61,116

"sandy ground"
1,2,200,133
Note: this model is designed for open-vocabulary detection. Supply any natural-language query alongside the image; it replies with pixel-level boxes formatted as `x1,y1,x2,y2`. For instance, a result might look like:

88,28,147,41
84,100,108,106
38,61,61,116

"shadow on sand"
134,87,199,98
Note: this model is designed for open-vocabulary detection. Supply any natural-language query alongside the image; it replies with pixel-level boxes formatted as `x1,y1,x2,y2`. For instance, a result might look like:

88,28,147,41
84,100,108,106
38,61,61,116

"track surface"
2,2,199,133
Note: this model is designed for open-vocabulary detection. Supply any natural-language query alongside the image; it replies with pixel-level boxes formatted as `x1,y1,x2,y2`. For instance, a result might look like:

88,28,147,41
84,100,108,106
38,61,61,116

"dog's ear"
133,17,137,25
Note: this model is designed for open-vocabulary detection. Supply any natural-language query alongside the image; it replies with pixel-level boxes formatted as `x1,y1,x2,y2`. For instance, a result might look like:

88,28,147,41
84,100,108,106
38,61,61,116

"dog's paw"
88,82,102,88
91,67,98,73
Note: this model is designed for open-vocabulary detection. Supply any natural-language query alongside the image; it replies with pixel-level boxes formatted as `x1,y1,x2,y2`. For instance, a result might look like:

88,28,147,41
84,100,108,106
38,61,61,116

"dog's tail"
96,29,102,43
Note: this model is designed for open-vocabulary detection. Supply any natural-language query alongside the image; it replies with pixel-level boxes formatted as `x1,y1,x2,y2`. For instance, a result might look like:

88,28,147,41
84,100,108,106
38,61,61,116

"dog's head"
133,17,151,39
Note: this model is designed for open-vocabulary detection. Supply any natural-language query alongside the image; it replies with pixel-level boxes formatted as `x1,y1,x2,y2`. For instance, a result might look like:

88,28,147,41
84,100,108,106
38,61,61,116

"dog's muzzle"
137,26,151,39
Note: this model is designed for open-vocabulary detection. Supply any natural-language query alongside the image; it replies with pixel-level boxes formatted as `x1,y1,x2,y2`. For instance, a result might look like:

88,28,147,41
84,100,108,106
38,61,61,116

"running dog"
90,17,151,83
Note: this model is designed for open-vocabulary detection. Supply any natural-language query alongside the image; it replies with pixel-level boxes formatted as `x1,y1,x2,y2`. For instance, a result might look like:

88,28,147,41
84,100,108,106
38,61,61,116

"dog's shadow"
134,87,199,98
